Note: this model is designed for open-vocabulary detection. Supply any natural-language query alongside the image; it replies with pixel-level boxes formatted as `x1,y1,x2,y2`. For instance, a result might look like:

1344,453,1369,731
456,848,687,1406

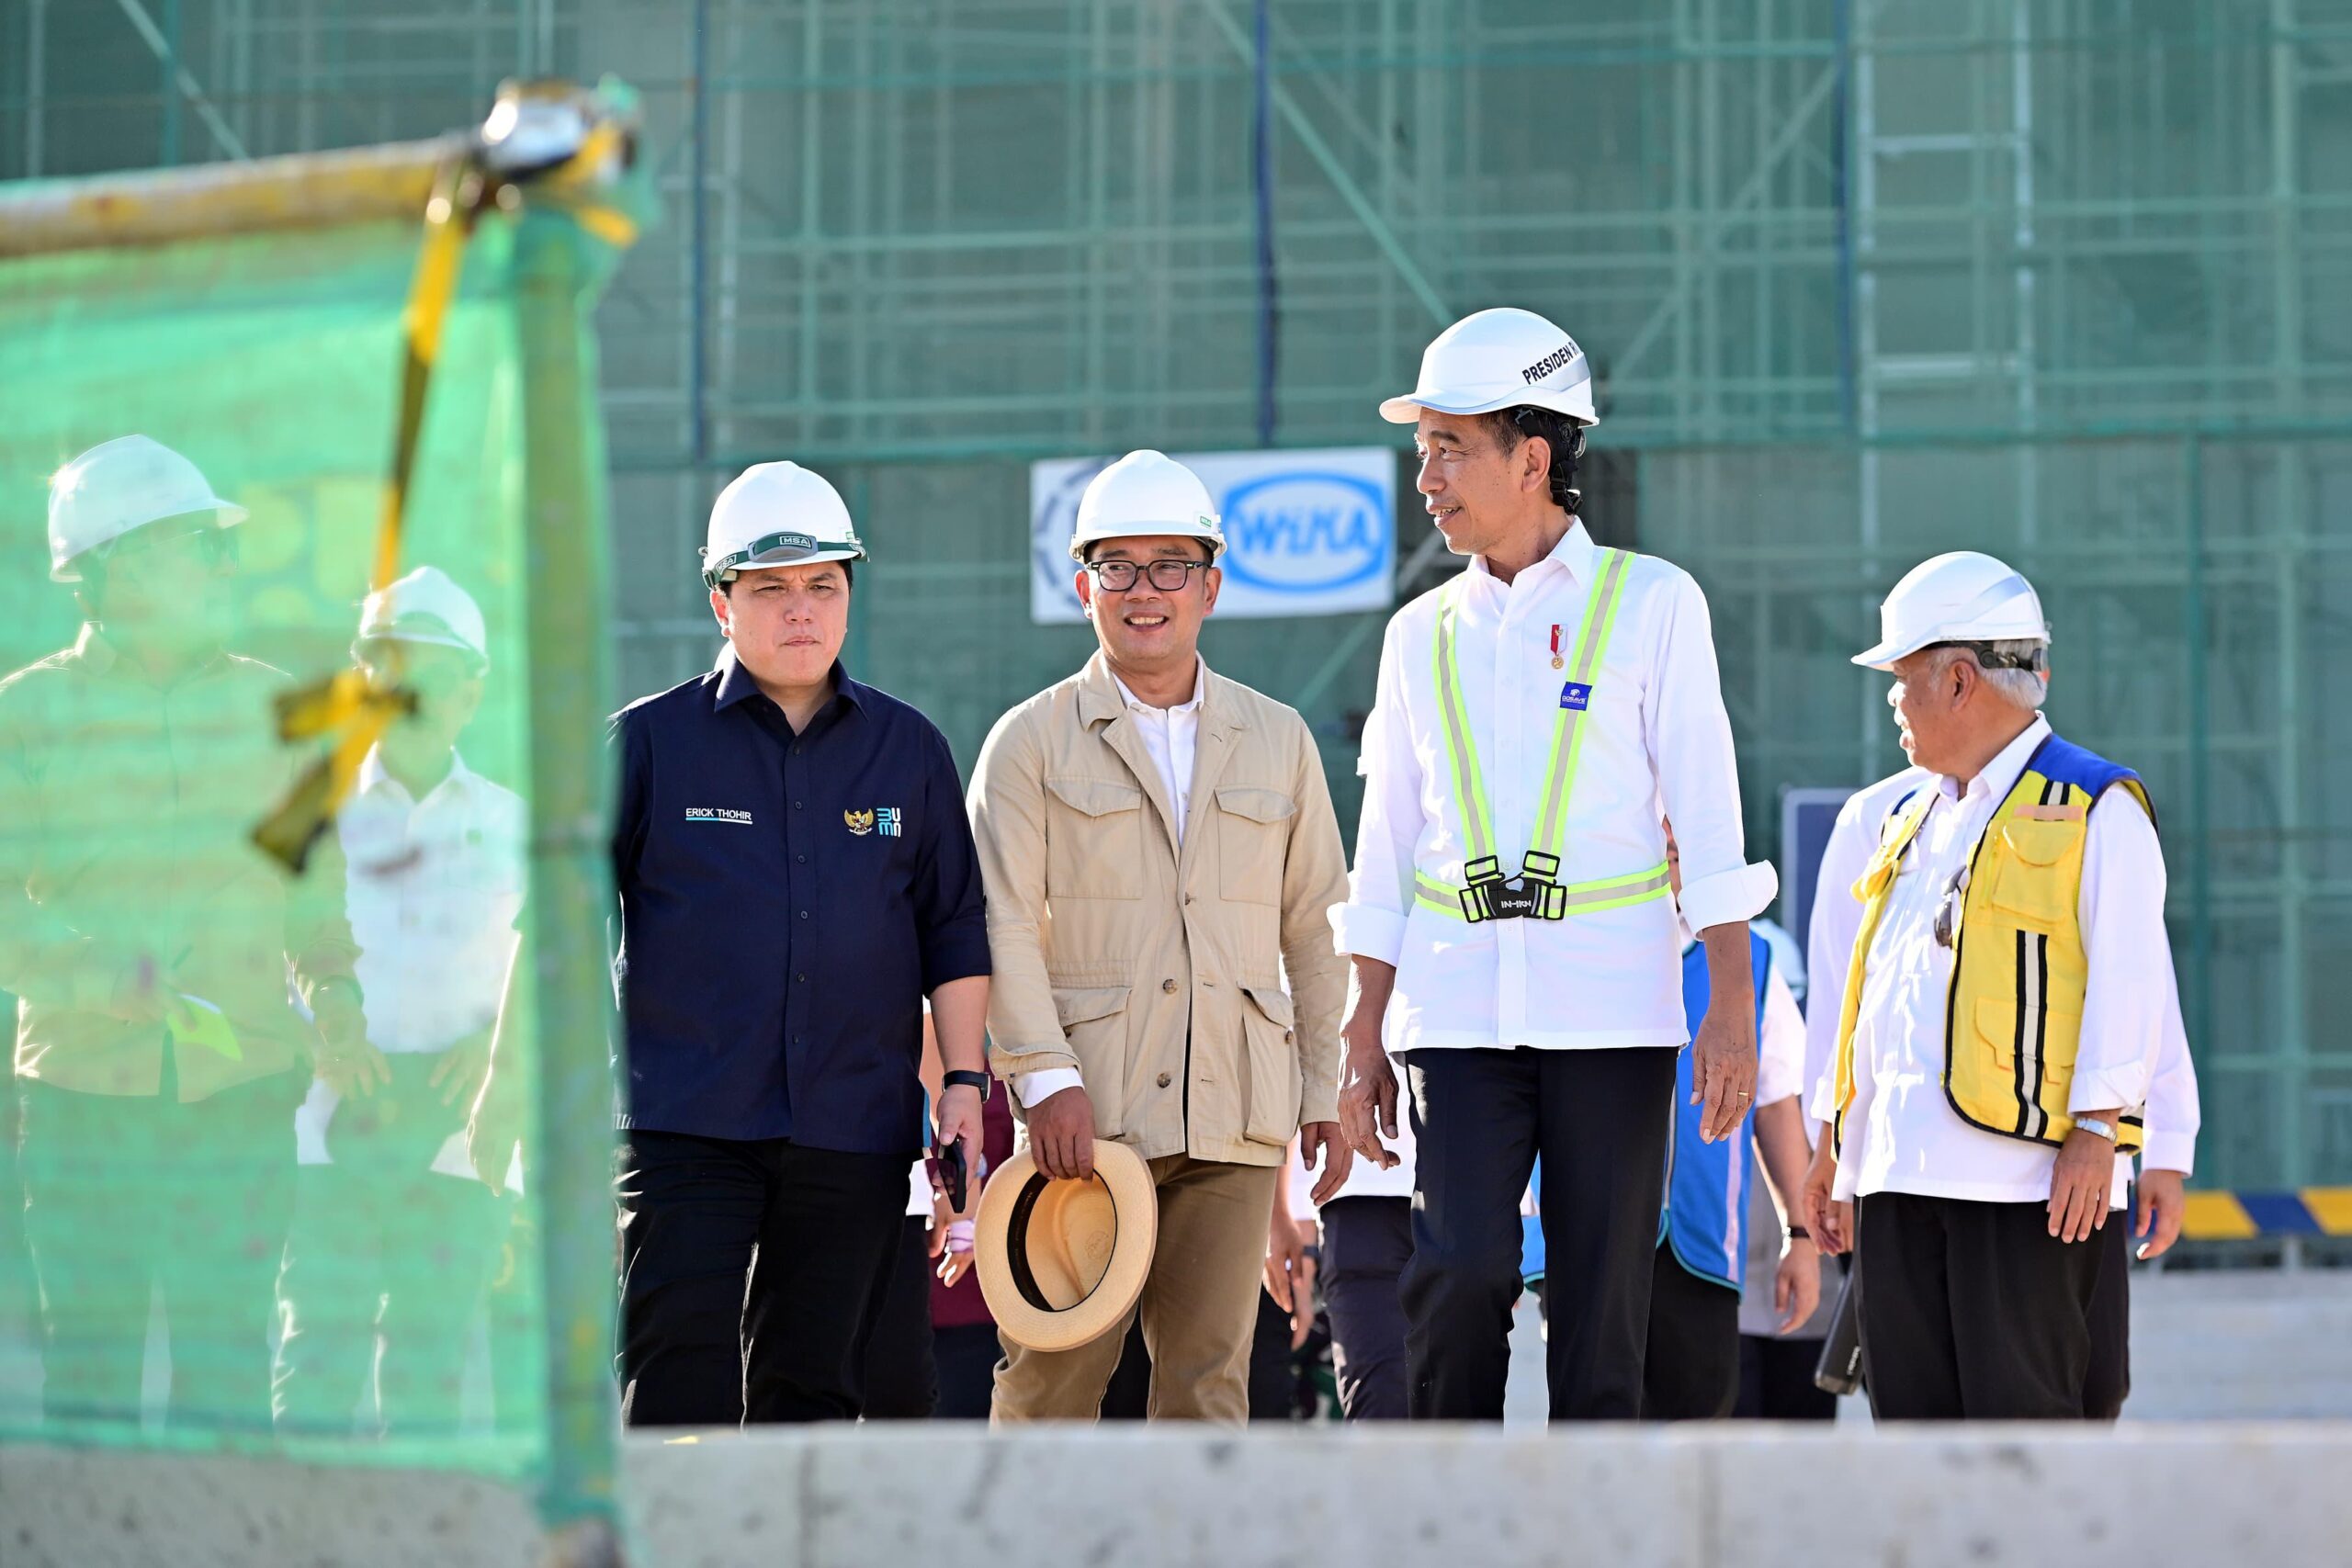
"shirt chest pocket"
1045,776,1145,900
1214,786,1295,906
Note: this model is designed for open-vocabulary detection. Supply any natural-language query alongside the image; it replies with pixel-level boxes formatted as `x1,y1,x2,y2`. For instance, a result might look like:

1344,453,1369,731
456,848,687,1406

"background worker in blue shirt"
1642,824,1819,1420
608,462,992,1426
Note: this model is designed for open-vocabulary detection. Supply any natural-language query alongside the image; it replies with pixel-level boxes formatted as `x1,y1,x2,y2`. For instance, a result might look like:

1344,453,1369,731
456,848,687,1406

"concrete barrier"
8,1424,2352,1568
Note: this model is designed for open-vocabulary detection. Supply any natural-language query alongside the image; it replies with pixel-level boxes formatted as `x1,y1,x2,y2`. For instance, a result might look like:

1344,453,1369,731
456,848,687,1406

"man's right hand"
1337,1009,1400,1169
1801,1135,1851,1256
1027,1085,1096,1180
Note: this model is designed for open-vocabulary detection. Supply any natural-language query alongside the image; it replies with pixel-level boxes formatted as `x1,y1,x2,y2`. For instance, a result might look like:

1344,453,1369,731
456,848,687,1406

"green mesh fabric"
0,211,570,1479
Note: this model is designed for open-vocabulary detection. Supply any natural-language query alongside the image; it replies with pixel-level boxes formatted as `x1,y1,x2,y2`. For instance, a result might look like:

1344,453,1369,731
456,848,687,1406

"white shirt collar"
1109,657,1205,716
1468,516,1595,587
1936,714,2052,807
356,745,478,809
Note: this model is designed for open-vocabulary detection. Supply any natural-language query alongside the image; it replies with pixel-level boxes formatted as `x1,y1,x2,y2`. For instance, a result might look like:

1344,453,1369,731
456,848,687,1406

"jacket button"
1157,1072,1172,1089
1161,977,1178,994
1283,1030,1295,1044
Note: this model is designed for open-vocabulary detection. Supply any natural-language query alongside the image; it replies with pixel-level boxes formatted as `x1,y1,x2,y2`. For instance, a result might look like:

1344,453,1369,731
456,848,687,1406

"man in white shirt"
1334,309,1776,1421
1798,551,2188,1420
274,567,525,1436
1804,761,2199,1419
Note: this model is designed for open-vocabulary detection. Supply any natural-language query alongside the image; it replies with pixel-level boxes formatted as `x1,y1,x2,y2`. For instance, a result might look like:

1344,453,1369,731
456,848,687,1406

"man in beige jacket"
968,449,1351,1423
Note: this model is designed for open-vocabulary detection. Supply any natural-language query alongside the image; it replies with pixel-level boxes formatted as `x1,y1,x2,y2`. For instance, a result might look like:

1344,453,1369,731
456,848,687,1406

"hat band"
1005,1169,1115,1314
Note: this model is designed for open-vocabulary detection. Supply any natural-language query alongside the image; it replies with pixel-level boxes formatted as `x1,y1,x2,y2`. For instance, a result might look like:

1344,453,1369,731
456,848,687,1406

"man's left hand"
2048,1112,2120,1243
1264,1202,1318,1352
933,1083,986,1204
1300,1121,1352,1205
1773,1235,1821,1335
1690,1005,1758,1144
2135,1168,2187,1261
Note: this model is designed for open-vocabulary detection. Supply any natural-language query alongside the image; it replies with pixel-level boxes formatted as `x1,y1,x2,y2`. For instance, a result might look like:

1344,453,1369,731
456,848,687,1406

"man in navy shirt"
609,461,991,1425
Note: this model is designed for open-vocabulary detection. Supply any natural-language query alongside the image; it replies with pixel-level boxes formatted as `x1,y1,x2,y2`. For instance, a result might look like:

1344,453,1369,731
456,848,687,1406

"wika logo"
1217,470,1388,594
684,807,753,825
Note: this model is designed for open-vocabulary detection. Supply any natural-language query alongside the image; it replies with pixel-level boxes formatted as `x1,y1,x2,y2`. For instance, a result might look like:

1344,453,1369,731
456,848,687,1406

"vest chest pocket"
1984,816,2084,931
1238,984,1301,1145
1045,776,1144,900
1215,786,1295,906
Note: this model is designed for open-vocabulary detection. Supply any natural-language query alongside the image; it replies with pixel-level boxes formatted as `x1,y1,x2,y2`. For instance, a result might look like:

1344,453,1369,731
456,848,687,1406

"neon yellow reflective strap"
1531,547,1633,861
1432,586,1495,868
1414,861,1670,921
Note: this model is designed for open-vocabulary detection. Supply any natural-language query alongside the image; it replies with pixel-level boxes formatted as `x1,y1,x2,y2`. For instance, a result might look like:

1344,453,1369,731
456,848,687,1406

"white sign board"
1029,446,1396,624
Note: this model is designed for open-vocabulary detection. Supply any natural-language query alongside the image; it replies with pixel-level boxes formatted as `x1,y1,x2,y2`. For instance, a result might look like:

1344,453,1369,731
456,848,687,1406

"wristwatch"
2075,1116,2118,1143
943,1068,992,1103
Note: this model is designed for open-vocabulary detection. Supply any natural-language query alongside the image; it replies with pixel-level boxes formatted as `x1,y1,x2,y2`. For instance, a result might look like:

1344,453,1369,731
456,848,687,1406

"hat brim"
1377,389,1599,427
977,1140,1158,1354
1850,637,1915,672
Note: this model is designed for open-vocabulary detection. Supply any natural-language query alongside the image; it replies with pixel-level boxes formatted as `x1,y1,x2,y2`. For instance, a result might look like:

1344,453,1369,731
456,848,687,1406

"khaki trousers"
991,1154,1277,1426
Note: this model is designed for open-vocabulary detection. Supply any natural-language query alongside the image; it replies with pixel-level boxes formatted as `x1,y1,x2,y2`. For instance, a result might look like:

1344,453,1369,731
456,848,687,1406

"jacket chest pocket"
1045,776,1144,900
1984,816,2083,931
1214,786,1295,907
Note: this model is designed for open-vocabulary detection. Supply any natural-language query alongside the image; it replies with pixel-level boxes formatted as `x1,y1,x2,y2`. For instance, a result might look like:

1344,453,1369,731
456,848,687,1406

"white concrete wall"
8,1425,2352,1568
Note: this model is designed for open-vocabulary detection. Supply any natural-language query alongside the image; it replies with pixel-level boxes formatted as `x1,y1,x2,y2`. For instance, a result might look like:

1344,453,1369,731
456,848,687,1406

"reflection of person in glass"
274,567,523,1437
0,436,367,1430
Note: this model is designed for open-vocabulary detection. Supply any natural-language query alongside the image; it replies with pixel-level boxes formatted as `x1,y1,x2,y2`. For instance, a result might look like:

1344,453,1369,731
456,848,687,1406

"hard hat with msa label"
48,434,247,582
1067,449,1226,563
1379,307,1600,428
700,461,865,590
1853,550,2050,671
356,565,489,668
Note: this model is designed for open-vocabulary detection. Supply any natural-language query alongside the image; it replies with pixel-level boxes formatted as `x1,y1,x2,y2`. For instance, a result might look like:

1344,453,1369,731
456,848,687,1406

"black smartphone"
931,1137,967,1213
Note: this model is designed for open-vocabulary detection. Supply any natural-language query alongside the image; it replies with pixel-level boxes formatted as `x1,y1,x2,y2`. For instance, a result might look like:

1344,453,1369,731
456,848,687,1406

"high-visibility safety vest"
1658,931,1776,1292
1831,732,2151,1156
1411,547,1672,922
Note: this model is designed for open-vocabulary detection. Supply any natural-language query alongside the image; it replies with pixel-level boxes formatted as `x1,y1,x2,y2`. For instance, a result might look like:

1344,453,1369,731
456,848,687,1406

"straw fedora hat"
976,1139,1158,1353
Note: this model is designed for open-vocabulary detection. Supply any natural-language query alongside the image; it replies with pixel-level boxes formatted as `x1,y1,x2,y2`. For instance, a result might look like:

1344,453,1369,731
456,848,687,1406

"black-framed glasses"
1084,558,1208,592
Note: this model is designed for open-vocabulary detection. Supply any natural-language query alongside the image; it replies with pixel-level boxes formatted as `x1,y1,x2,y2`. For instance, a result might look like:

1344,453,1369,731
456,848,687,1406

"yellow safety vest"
1412,547,1670,923
1832,733,2151,1155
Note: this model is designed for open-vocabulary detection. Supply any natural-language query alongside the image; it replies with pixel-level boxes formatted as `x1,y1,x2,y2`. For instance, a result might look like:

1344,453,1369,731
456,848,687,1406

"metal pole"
161,0,182,166
1250,0,1279,446
689,0,711,466
2182,434,2212,1130
514,206,625,1561
26,0,47,178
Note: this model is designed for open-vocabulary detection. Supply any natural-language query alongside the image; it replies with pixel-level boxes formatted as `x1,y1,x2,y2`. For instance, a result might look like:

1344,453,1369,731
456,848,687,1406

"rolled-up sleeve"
2068,786,2168,1120
1647,570,1775,933
913,727,991,990
1330,615,1419,966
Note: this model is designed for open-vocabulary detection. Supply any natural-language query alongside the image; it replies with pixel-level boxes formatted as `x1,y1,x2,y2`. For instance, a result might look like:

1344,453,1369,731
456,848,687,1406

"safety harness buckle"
1458,853,1567,923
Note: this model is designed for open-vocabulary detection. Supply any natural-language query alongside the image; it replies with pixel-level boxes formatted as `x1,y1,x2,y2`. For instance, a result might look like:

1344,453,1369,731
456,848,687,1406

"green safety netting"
0,147,627,1506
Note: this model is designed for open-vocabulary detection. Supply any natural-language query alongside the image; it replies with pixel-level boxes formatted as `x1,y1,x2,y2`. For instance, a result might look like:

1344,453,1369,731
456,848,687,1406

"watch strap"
943,1068,992,1103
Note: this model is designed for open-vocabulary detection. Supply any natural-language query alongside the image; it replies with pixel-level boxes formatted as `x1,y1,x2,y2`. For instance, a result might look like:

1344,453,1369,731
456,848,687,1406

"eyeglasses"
1084,558,1209,592
101,519,239,572
1932,864,1971,947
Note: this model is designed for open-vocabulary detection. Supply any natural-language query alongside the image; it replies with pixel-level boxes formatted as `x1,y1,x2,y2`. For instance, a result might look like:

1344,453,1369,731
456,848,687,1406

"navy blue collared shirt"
609,647,989,1153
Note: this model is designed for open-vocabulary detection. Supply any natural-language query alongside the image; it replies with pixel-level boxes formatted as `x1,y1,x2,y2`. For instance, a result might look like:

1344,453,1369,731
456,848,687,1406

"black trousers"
1400,1045,1676,1421
17,1071,302,1432
1319,1195,1411,1421
616,1129,908,1426
932,1323,1000,1420
1855,1190,2103,1420
858,1215,939,1420
2085,1215,2131,1420
1641,1242,1740,1420
1735,1334,1838,1420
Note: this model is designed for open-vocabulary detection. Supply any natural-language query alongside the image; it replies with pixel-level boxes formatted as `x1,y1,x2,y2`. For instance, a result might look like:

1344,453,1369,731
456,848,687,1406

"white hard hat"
1853,550,2050,671
700,461,865,589
1379,307,1599,428
48,434,247,582
357,565,489,667
1067,449,1226,563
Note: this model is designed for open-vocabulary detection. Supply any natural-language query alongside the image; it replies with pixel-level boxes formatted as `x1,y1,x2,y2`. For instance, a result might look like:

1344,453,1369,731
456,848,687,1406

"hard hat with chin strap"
48,434,246,582
1853,550,2050,671
1067,449,1226,563
700,461,865,590
1379,307,1600,428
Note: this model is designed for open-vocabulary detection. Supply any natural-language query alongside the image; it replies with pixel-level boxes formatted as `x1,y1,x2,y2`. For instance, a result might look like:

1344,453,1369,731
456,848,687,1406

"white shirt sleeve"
2139,998,2200,1177
1330,615,1421,966
1646,570,1776,932
1013,1067,1085,1108
1804,793,1878,1124
1755,965,1806,1107
2067,787,2170,1118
